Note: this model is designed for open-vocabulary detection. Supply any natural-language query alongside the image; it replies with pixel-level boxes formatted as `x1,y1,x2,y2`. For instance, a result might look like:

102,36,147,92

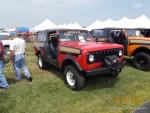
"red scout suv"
34,29,124,90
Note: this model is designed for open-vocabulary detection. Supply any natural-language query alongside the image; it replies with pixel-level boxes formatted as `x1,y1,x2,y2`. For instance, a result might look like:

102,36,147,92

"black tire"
38,54,48,69
106,68,120,78
64,65,85,90
110,71,119,78
133,52,150,71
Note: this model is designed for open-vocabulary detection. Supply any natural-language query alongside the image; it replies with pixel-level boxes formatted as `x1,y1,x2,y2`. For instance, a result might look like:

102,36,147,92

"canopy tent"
101,19,117,28
115,15,150,28
114,17,132,28
57,22,83,29
87,19,119,30
57,23,68,28
132,15,150,29
33,19,57,32
86,20,103,31
4,27,16,32
16,27,29,32
87,15,150,30
67,22,83,29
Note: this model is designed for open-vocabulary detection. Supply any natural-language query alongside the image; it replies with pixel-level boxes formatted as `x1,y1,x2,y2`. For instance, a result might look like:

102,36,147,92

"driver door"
46,31,59,67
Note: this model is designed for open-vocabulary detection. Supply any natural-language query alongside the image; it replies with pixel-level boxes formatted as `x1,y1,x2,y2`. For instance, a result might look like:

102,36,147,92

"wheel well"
4,45,9,48
62,59,80,71
132,47,150,56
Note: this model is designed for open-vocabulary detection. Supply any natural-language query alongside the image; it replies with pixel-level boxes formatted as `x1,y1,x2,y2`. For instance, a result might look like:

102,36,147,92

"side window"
40,32,46,41
92,30,107,38
36,32,46,42
127,30,135,36
127,29,142,37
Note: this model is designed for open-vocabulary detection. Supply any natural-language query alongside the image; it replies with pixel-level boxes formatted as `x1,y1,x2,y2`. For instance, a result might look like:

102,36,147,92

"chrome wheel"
66,71,75,87
38,56,42,68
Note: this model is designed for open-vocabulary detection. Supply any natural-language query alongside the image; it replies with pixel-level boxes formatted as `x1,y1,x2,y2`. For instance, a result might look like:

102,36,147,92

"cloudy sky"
0,0,149,28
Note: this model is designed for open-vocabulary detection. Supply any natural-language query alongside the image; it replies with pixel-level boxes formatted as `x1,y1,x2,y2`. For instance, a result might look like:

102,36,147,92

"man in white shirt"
10,33,32,82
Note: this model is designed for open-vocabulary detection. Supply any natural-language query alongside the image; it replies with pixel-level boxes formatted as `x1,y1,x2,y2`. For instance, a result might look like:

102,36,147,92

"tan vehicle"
91,28,150,71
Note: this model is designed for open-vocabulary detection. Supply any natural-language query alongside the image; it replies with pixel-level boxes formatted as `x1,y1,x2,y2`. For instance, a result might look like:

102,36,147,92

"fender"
62,56,83,71
131,46,150,56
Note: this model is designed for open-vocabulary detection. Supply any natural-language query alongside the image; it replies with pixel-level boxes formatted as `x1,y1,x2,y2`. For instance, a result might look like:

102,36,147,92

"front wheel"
64,65,85,90
107,68,121,78
133,52,150,71
38,54,48,69
110,70,120,78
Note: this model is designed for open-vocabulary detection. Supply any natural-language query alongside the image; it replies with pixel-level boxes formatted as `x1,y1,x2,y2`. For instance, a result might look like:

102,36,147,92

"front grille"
87,48,122,64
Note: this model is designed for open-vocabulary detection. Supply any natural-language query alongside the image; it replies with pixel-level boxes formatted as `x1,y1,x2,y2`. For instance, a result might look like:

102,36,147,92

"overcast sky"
0,0,149,28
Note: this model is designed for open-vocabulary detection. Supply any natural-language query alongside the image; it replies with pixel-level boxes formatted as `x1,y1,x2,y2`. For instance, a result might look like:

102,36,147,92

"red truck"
34,29,124,90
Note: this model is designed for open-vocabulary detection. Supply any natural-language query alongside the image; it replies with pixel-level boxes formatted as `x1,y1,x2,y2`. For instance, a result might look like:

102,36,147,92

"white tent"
57,23,68,28
67,22,83,29
4,27,16,32
87,19,118,30
132,15,150,28
57,22,83,29
33,19,57,31
86,20,104,30
115,17,133,28
101,18,117,28
116,15,150,28
87,15,150,30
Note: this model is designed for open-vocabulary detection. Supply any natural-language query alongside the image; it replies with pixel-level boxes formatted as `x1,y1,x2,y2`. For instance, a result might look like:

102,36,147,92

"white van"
0,32,12,54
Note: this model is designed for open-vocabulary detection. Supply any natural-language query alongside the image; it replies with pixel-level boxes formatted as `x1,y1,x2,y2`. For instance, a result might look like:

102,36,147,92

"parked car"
91,28,150,71
34,29,124,90
0,32,11,55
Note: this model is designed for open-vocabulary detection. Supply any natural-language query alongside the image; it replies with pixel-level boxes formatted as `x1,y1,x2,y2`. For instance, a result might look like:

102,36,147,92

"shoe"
0,86,9,90
16,79,21,82
26,77,32,82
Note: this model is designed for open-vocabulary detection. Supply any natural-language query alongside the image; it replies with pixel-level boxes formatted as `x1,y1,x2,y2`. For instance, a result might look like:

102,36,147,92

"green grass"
0,43,150,113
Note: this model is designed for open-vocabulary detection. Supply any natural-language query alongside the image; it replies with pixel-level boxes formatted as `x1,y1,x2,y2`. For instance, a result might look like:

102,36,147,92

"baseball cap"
10,32,16,36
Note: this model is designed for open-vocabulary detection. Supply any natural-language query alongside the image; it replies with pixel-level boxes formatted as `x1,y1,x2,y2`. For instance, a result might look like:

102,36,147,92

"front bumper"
85,61,125,76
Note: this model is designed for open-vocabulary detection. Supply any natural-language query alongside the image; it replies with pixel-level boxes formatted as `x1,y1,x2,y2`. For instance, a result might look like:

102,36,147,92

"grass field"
0,43,150,113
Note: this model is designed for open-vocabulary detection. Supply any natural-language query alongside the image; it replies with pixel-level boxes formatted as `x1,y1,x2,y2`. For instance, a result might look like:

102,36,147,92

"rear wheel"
133,52,150,71
64,65,85,90
38,54,48,69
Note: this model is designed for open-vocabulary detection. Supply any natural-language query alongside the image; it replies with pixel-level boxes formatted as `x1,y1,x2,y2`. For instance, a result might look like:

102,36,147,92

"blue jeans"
13,54,31,80
0,60,9,88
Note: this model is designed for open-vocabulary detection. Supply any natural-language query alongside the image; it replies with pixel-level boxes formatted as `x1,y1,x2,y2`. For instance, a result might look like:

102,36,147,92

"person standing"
0,41,9,89
10,33,32,82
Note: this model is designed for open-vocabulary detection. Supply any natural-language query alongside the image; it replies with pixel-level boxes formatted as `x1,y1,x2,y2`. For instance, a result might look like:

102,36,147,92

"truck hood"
60,41,123,52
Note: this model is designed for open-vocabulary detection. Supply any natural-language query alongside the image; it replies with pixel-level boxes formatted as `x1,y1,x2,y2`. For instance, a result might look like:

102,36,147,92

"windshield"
59,30,92,42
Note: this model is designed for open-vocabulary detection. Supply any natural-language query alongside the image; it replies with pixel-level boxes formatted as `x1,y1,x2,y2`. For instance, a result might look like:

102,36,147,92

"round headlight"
89,54,94,62
119,50,123,56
